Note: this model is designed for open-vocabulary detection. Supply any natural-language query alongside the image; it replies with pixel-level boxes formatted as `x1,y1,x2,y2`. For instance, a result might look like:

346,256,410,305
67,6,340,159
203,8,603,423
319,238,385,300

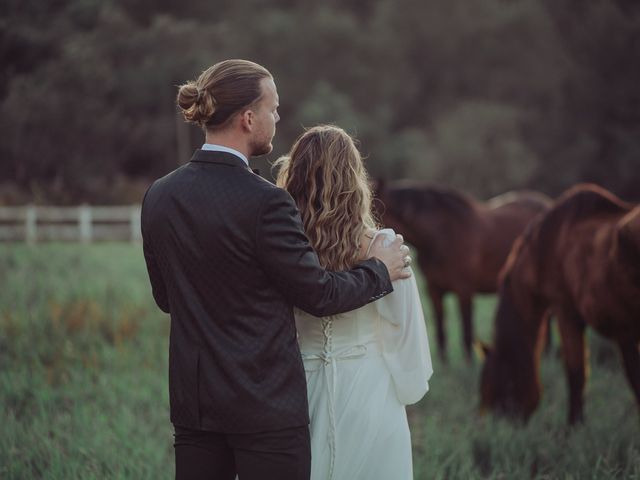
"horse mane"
493,276,527,356
522,184,631,261
497,183,632,304
387,181,477,222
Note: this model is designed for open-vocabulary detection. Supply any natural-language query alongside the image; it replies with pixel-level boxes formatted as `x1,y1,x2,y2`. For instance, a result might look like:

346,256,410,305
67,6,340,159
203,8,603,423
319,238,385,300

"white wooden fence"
0,205,142,243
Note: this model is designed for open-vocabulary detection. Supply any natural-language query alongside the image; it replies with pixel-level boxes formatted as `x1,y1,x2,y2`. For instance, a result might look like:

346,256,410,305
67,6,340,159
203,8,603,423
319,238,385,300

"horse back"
522,184,639,339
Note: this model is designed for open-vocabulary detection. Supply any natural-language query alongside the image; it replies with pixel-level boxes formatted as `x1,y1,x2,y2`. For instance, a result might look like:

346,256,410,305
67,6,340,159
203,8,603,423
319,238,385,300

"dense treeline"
1,0,639,204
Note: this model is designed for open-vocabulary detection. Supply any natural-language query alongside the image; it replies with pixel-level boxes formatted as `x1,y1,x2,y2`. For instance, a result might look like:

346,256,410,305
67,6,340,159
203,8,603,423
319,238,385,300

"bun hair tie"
196,88,205,104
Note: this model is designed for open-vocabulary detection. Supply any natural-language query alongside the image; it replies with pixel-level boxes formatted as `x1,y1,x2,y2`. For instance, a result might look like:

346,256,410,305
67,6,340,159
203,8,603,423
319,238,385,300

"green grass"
0,244,638,479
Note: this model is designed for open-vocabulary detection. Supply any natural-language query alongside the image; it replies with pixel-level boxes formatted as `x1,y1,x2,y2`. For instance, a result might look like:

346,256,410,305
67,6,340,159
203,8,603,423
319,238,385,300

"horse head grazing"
479,283,542,422
479,234,547,422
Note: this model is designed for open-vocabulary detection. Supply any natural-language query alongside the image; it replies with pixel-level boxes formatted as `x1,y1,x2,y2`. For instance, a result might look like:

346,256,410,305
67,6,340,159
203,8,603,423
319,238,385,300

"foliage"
0,0,639,203
3,6,638,476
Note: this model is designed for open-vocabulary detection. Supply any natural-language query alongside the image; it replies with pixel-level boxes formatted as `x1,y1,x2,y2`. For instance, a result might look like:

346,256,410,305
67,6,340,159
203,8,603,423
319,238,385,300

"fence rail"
0,205,142,243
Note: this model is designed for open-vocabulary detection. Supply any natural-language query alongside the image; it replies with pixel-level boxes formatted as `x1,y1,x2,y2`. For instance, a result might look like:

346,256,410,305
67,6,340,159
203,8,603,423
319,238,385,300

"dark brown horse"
480,184,640,424
374,180,551,361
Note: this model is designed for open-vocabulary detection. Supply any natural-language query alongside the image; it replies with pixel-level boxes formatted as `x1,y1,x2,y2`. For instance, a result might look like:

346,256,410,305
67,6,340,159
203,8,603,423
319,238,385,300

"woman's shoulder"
361,228,397,257
359,228,379,259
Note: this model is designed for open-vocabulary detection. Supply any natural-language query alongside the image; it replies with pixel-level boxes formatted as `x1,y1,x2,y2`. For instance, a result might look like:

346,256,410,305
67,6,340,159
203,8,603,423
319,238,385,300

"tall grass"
0,244,171,479
410,284,640,479
0,244,638,479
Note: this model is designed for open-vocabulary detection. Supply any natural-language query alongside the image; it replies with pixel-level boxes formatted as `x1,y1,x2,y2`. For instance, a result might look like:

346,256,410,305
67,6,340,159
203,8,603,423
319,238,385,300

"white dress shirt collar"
201,144,249,166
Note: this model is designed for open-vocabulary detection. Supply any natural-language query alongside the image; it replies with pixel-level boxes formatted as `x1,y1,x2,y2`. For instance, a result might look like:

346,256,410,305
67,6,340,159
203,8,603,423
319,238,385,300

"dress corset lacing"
300,315,380,480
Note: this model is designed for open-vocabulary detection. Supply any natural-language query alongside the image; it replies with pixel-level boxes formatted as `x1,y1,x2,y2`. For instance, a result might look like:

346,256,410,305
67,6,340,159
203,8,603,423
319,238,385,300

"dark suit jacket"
141,150,392,433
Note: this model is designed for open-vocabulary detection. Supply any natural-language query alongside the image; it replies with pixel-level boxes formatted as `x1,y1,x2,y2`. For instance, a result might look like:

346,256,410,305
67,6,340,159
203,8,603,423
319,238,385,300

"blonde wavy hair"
275,125,378,271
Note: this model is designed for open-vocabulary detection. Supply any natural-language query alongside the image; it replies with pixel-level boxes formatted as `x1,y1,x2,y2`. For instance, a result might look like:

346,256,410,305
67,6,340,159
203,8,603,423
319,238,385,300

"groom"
141,59,411,480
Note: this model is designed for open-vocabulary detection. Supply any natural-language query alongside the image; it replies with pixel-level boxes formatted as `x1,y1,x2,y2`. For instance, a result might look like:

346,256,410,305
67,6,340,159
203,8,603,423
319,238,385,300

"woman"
275,125,433,480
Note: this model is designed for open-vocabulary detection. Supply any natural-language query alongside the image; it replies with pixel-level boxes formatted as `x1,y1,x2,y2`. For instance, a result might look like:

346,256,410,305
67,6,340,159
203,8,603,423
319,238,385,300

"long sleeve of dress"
373,230,433,405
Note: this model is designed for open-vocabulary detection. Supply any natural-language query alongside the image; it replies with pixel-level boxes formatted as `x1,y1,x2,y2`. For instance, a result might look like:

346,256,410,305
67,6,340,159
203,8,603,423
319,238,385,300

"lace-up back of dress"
295,229,385,354
295,301,380,355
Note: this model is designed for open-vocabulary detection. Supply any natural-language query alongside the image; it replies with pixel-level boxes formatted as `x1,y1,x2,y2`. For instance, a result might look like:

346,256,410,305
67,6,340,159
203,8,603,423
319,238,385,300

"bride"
275,125,433,480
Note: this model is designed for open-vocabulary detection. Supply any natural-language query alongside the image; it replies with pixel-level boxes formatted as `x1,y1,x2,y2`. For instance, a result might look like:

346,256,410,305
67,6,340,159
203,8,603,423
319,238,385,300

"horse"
374,179,551,362
479,184,640,425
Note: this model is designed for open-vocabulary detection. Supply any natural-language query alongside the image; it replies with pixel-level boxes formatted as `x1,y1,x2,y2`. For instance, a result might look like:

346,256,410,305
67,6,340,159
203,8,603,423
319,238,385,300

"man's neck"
204,131,251,160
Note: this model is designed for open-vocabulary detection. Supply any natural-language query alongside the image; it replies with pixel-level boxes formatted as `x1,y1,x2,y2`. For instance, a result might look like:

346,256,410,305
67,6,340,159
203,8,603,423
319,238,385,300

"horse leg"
618,341,640,416
557,313,587,425
536,310,551,358
457,294,474,363
428,285,447,363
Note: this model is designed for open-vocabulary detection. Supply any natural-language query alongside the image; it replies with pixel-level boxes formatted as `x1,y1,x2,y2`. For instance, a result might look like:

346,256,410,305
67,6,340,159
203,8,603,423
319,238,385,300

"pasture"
0,244,638,479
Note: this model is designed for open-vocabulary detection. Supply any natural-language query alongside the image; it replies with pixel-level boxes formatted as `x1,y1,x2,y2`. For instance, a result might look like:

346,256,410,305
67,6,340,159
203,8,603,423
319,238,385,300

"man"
142,59,411,480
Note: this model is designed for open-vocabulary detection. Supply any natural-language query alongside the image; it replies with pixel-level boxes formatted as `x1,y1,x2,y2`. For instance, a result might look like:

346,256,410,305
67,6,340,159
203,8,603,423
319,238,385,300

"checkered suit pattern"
142,150,392,433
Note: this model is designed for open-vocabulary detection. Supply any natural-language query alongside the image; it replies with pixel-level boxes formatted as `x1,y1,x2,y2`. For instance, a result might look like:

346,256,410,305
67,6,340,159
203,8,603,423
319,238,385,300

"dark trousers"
173,424,311,480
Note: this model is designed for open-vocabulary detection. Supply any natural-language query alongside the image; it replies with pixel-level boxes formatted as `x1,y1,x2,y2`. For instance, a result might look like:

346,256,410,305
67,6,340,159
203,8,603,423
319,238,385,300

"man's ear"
239,109,254,132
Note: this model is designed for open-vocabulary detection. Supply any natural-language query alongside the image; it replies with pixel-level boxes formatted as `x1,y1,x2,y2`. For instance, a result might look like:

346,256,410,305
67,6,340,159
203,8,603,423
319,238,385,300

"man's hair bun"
177,82,216,126
176,60,272,130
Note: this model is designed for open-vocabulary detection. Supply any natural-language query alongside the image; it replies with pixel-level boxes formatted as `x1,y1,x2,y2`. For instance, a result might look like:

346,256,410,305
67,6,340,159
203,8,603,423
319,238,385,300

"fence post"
25,205,37,244
79,204,92,243
130,205,142,243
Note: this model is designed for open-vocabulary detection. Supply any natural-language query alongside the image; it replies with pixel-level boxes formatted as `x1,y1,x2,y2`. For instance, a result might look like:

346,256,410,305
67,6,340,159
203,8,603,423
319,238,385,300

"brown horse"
479,184,640,424
374,180,551,362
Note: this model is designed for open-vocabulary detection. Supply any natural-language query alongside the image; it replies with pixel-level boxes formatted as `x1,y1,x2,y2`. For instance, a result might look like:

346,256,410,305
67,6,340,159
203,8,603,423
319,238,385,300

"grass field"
0,244,638,479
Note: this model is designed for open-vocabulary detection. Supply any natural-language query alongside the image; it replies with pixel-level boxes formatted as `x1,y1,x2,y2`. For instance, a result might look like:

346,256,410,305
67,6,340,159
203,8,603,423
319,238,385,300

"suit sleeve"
256,187,393,317
141,189,170,314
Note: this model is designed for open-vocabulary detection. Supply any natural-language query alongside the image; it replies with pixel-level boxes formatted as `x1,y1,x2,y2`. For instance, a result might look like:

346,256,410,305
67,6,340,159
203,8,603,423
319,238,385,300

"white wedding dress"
295,229,433,480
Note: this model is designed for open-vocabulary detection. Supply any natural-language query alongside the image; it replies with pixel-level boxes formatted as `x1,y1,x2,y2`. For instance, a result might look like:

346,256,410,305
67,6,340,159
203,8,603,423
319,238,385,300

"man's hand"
369,234,412,281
